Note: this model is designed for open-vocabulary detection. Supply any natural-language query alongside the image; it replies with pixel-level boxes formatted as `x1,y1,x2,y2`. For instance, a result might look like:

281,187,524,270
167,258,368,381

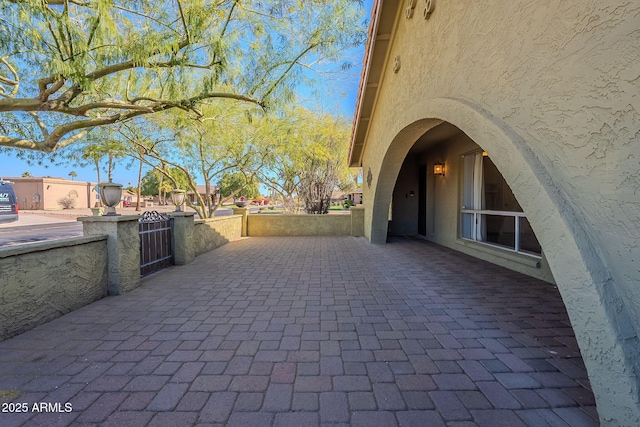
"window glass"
461,152,541,256
482,157,522,212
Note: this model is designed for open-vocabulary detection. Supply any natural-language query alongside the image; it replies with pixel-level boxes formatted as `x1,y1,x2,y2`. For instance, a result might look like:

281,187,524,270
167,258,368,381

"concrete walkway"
0,237,598,426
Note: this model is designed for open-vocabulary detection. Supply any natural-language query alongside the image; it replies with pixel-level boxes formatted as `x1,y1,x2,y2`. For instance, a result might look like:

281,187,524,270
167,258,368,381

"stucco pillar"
78,215,140,295
350,207,365,237
170,212,196,265
232,207,248,237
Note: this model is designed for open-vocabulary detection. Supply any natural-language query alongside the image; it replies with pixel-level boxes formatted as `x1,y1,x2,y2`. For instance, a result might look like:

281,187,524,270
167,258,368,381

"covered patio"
0,236,598,426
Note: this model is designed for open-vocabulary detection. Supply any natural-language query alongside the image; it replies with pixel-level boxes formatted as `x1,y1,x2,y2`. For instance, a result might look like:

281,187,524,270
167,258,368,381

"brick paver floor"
0,236,599,426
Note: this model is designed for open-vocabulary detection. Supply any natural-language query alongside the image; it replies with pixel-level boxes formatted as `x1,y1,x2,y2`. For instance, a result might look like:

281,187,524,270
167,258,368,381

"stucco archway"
366,97,640,425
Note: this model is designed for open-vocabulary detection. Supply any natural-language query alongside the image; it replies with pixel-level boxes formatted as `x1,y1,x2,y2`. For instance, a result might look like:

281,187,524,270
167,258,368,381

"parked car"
0,179,19,223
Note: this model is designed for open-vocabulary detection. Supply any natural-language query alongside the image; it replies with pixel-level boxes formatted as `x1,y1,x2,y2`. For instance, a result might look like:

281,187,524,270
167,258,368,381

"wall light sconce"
433,162,445,176
482,151,488,157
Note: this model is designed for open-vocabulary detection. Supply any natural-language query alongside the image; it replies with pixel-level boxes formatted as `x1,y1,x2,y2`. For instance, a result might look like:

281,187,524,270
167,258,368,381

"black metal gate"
139,211,174,276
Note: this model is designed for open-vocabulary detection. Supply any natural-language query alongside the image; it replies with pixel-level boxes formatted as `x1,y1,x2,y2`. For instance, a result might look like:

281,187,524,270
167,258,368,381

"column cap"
78,215,141,223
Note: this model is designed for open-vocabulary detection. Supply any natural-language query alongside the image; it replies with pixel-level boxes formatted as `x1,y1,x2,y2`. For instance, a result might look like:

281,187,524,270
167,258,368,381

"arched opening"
387,122,551,281
365,98,640,423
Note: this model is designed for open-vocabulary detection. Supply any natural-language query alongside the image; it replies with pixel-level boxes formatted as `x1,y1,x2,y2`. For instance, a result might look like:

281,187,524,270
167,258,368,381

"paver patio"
0,236,599,426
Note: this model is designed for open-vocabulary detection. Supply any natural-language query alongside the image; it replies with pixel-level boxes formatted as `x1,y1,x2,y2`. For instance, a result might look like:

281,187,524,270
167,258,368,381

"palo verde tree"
297,113,352,214
0,0,366,154
119,102,272,219
141,167,189,200
219,171,260,201
58,127,128,204
260,106,353,214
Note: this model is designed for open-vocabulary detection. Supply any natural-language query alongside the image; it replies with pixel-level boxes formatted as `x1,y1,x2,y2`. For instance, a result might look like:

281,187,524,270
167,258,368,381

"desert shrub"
58,196,75,209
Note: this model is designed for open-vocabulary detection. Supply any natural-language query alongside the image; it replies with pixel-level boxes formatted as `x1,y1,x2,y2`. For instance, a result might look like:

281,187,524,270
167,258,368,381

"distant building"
347,189,362,205
121,190,140,206
187,185,219,206
7,177,98,210
330,190,346,206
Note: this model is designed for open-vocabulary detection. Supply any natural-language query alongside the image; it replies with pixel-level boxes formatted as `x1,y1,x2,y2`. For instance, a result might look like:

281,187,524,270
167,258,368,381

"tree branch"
0,58,19,97
252,42,318,99
176,0,191,44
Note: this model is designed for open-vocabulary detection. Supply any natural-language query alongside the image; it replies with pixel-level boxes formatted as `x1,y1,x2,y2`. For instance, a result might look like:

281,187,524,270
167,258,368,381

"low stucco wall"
247,211,362,237
0,236,108,341
191,215,243,258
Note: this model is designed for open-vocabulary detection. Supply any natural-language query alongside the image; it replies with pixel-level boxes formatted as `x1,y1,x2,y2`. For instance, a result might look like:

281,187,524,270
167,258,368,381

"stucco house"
347,188,363,205
187,184,219,206
349,1,639,425
8,177,99,210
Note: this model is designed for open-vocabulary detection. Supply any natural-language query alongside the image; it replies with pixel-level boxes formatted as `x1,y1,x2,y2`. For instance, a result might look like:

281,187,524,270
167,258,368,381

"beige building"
8,177,99,210
350,1,640,425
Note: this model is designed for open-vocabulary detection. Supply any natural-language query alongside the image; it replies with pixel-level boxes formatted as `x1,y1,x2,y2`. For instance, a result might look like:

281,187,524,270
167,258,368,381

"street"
0,206,259,247
0,222,84,247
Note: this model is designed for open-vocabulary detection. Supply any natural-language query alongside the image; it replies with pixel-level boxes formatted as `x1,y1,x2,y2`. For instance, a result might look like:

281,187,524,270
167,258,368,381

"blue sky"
0,1,373,187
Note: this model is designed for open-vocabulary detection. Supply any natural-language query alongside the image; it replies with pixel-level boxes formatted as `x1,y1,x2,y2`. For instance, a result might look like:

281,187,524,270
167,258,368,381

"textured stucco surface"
167,213,242,265
248,214,353,237
355,0,640,424
192,216,243,257
350,207,365,237
79,216,140,295
0,236,107,341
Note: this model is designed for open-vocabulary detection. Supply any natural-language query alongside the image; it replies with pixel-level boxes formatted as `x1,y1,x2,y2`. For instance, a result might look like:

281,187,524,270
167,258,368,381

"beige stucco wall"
79,215,141,295
192,216,243,258
0,236,108,341
9,177,98,210
356,1,640,424
248,213,352,237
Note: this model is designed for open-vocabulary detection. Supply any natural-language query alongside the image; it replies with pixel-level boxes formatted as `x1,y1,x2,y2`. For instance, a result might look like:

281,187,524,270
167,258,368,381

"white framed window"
461,151,541,257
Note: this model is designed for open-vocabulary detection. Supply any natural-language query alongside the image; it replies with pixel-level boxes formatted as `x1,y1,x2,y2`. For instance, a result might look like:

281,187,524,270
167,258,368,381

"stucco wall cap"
77,215,141,223
0,235,107,259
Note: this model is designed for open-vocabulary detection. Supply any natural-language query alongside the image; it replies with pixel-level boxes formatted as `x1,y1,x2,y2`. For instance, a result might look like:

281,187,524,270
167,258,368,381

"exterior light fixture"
170,189,186,212
99,182,123,216
482,151,488,157
433,162,445,176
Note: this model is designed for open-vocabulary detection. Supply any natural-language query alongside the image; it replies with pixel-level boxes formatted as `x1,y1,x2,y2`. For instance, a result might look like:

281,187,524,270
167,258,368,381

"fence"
139,211,174,276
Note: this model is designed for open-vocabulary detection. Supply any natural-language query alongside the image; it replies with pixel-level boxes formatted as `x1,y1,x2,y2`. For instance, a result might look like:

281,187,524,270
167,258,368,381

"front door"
418,165,426,235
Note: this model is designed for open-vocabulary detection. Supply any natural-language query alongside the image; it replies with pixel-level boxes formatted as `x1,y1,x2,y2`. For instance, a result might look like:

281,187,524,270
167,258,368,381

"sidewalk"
0,237,599,426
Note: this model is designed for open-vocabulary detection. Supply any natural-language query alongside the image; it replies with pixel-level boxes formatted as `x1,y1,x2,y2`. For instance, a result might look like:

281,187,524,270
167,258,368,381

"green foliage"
117,102,271,218
259,106,353,214
141,168,189,197
220,172,260,199
0,0,366,152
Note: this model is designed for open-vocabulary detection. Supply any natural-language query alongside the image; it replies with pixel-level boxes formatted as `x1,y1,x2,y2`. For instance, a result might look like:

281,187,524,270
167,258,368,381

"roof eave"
348,0,400,168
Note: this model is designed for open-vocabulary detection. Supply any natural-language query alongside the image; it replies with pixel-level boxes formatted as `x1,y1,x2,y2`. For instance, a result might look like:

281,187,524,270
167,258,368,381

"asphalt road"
0,222,84,247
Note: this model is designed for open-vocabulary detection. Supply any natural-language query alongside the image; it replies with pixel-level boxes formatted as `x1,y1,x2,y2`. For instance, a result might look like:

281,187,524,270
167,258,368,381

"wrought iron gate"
139,211,174,276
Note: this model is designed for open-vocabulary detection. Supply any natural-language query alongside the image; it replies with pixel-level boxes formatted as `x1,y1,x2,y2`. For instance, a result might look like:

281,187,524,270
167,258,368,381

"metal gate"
139,211,174,276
